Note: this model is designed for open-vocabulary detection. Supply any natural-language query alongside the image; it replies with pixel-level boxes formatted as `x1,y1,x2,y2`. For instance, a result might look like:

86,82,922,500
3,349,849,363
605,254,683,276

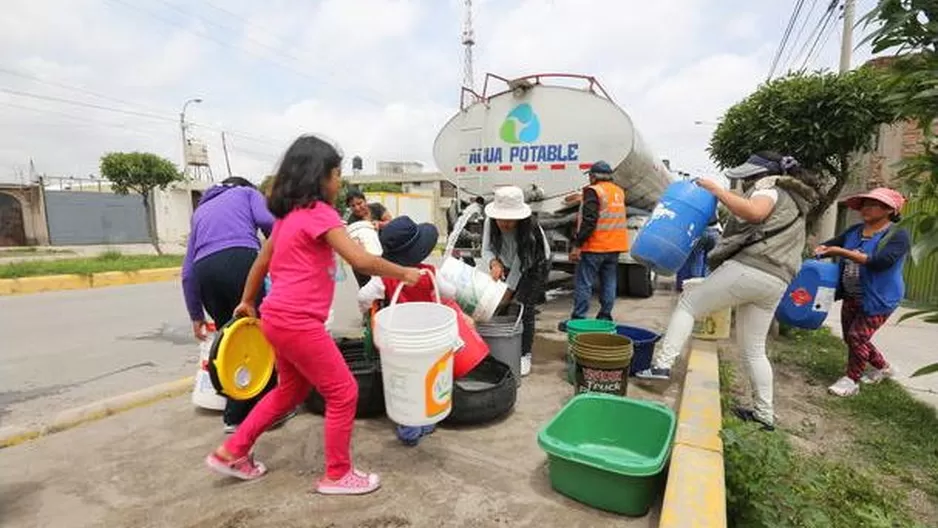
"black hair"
345,188,366,206
221,176,255,188
890,212,902,222
488,216,547,272
267,135,342,219
754,150,823,190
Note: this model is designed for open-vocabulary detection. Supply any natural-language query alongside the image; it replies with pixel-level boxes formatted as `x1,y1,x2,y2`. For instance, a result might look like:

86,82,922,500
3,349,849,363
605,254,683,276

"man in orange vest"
570,161,629,320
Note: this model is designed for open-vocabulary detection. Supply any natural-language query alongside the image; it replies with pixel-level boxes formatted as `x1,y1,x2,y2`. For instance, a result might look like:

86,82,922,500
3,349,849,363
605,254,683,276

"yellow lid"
210,317,275,401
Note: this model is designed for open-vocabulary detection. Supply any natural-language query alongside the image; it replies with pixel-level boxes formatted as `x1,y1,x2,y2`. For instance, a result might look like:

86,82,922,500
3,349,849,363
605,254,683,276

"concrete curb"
659,339,727,528
0,267,180,296
0,376,193,449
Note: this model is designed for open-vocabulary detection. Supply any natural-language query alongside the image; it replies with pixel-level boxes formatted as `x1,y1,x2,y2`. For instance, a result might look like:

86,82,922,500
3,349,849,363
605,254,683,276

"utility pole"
221,131,233,178
179,98,203,179
818,0,855,242
839,0,855,74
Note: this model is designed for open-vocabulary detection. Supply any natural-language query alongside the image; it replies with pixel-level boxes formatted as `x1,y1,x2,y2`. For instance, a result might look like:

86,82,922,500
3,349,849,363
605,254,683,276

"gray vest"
732,188,805,283
709,186,805,284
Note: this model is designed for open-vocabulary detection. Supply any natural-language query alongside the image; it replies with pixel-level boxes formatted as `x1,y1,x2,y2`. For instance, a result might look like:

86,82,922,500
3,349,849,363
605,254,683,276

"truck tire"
443,356,517,426
618,264,655,298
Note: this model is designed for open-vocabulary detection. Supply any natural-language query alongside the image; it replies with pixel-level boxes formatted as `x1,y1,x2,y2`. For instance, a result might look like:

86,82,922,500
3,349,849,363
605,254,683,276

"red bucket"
444,299,489,379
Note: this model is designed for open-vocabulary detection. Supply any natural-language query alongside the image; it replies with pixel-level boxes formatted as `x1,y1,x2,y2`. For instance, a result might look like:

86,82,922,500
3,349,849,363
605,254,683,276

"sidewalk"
825,302,938,409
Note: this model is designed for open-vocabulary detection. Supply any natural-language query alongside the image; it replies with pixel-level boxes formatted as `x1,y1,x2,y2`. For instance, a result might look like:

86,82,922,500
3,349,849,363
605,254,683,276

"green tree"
863,0,938,376
709,69,897,231
100,152,182,255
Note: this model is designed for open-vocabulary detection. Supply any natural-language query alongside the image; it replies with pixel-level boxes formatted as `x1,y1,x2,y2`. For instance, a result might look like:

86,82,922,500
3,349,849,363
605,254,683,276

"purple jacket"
182,185,275,321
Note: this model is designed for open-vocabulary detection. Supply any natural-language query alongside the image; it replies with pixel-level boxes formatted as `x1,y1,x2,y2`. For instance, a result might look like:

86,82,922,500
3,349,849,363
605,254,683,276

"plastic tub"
537,393,677,516
615,325,661,376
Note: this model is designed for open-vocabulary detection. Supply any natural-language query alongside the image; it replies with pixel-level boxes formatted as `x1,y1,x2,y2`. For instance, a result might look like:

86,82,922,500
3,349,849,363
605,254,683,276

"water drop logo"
499,103,540,144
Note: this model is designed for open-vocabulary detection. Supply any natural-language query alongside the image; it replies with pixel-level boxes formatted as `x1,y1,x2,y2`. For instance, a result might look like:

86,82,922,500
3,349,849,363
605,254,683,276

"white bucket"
192,323,226,411
347,221,383,256
374,271,458,427
683,278,732,340
438,257,508,323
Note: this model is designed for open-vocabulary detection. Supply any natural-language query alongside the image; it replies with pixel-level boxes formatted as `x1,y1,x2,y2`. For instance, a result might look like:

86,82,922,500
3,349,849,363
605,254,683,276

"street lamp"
180,98,203,171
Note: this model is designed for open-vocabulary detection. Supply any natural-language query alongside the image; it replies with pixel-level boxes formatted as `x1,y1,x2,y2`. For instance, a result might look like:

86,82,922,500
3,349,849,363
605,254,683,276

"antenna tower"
462,0,475,92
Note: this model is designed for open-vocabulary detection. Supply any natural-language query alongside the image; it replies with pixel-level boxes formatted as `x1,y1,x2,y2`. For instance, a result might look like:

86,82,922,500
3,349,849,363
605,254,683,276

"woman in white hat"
481,186,551,376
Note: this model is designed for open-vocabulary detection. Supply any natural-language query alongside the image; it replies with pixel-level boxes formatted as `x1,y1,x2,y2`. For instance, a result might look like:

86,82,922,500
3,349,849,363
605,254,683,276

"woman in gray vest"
636,152,820,432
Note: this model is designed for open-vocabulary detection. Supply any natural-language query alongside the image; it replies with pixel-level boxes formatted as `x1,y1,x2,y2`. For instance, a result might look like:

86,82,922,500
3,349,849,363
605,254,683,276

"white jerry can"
191,322,227,411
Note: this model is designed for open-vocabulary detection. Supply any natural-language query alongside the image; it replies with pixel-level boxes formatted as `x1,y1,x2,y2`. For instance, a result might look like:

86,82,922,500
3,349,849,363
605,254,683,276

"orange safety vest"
579,180,629,253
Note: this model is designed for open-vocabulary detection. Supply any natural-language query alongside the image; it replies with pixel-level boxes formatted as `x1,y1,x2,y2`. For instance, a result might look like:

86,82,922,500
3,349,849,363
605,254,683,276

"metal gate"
44,190,150,245
904,197,938,305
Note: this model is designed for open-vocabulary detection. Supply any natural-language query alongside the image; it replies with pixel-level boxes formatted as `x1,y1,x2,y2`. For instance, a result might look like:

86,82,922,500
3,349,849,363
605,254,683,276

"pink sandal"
205,452,267,480
316,468,381,495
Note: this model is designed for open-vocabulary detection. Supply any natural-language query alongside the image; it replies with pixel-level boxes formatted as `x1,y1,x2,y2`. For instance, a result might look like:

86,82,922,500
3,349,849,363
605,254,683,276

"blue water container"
776,259,840,329
630,181,718,276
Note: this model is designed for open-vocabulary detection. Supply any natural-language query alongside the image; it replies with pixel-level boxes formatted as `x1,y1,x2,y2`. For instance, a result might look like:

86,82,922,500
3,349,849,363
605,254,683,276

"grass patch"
720,359,925,528
773,327,938,500
0,252,182,279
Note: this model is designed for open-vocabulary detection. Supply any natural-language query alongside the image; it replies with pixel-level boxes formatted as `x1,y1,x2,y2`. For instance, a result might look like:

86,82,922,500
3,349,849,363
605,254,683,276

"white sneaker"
520,355,532,377
861,364,897,384
828,376,860,397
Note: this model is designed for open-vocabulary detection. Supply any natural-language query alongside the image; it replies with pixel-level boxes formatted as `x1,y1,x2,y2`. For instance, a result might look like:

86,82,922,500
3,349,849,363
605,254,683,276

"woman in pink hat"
815,187,911,397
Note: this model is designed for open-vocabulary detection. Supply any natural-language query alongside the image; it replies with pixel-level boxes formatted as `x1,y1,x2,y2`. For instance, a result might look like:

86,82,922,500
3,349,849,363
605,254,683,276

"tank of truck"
432,73,676,211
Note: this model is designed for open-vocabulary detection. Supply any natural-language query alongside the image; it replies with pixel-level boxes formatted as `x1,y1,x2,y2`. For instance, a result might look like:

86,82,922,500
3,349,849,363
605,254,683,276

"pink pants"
224,319,358,479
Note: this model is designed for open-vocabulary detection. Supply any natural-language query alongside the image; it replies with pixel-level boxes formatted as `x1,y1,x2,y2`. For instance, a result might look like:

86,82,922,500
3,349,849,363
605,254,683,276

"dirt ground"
0,285,681,528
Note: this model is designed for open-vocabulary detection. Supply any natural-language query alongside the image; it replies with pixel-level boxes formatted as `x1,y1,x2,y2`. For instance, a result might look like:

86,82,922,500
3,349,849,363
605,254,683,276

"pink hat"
843,187,906,212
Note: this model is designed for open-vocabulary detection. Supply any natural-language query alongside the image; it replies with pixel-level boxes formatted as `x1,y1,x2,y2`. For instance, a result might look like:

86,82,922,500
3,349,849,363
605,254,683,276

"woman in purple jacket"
182,177,293,433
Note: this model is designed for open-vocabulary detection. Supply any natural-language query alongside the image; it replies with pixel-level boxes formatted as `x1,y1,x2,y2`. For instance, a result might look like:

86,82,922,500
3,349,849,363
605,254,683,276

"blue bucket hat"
378,216,439,267
726,154,800,180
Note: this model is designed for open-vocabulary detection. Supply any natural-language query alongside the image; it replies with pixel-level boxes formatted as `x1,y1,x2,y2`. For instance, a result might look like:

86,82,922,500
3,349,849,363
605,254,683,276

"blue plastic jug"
630,181,717,276
775,259,840,329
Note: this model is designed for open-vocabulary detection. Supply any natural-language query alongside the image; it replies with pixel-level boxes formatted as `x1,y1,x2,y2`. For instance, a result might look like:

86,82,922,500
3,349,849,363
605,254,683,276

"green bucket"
572,333,633,396
565,319,617,384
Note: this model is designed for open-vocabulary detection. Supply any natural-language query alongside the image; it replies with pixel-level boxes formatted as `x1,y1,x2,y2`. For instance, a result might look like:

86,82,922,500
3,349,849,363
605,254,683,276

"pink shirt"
261,203,344,330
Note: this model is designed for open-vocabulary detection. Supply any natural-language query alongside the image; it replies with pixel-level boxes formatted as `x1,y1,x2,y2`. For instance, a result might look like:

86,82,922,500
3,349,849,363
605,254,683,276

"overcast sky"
0,0,880,184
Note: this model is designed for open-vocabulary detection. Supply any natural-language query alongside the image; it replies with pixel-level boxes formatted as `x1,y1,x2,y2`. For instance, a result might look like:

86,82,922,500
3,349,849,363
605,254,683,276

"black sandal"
733,406,775,432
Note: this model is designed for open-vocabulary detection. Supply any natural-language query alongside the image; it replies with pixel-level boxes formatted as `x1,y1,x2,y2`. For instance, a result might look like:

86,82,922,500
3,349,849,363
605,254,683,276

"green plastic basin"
536,393,677,516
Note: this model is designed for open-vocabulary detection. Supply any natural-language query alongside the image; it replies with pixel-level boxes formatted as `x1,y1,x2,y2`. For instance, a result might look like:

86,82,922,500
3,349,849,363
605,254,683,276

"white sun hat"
485,185,532,220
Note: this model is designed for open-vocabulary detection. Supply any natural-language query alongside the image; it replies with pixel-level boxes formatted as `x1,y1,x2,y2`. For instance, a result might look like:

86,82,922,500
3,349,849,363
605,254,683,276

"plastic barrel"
571,333,634,396
347,221,383,255
374,271,459,427
776,259,839,329
438,257,508,323
565,319,617,384
630,180,717,276
615,325,661,376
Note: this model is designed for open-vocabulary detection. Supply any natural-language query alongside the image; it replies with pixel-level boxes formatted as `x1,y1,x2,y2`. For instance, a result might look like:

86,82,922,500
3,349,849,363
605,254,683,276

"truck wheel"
619,265,655,298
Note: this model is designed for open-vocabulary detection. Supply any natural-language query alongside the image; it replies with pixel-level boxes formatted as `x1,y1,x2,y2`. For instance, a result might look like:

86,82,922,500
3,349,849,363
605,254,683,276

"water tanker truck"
433,73,677,298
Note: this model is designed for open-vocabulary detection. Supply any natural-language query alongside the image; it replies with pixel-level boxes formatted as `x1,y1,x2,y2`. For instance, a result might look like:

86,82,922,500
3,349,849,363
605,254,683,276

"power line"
801,0,841,70
768,0,807,81
781,0,821,73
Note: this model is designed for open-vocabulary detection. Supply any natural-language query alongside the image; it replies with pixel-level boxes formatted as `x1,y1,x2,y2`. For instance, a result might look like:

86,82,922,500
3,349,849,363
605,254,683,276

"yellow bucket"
208,317,276,401
682,278,732,340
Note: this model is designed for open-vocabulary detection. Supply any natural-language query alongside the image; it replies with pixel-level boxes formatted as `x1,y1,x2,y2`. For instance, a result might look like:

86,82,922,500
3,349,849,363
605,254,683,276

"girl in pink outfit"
205,135,420,495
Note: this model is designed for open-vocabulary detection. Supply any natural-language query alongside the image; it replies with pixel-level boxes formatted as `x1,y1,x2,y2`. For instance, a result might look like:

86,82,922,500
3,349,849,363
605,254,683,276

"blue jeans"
572,252,619,320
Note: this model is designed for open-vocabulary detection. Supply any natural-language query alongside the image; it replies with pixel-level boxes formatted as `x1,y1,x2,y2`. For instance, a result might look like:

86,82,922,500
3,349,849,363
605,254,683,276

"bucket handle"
388,268,441,307
509,302,525,332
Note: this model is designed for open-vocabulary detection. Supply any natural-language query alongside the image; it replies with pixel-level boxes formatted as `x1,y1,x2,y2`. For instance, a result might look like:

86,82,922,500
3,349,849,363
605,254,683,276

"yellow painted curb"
659,339,726,528
0,376,193,449
0,273,92,295
0,267,180,296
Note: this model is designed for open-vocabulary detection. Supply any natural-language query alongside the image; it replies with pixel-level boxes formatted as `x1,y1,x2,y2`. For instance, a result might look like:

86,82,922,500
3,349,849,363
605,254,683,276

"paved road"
825,302,938,409
0,282,196,430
